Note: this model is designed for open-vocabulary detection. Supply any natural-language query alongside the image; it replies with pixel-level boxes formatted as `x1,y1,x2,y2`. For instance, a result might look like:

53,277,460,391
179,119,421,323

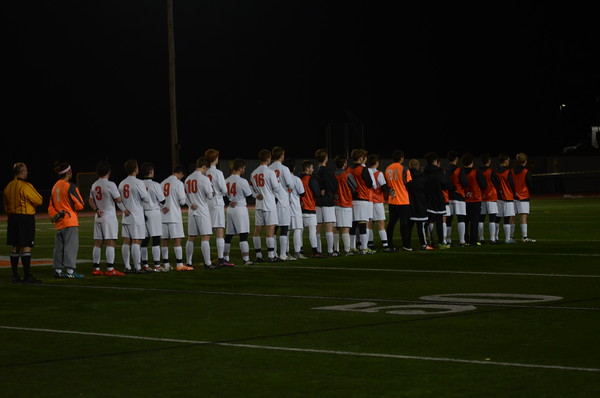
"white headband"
58,165,71,175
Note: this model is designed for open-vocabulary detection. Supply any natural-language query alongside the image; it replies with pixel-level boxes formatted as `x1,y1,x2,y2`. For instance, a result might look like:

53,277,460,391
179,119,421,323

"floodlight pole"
167,0,180,167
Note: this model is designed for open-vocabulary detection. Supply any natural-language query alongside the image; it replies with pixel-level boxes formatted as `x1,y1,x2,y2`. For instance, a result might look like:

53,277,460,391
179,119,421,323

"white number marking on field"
313,302,477,315
420,293,563,304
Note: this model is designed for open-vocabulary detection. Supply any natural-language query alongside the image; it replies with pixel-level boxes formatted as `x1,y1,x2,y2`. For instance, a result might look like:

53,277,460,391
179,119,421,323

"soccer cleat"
176,264,194,271
92,269,105,276
218,259,236,267
437,244,451,250
54,271,67,278
361,248,376,255
142,266,155,273
243,260,254,265
12,274,24,284
204,263,218,270
421,245,435,251
459,242,470,247
504,239,516,244
163,264,172,272
105,269,125,276
522,237,537,243
23,274,43,284
269,256,285,262
383,247,398,253
402,247,413,252
294,252,308,260
65,271,85,279
312,253,325,258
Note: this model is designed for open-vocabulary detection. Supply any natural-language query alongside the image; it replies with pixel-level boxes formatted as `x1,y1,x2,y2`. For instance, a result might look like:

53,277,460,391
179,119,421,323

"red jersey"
464,168,482,203
300,174,316,212
481,167,498,202
384,163,411,205
496,168,514,201
348,164,372,201
335,170,353,208
512,168,530,200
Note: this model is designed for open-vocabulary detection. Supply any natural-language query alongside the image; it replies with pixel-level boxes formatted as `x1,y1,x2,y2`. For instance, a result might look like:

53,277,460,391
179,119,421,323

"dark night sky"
4,1,599,189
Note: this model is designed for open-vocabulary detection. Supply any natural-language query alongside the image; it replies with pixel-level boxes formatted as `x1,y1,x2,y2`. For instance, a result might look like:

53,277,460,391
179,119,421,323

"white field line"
1,325,598,373
34,284,600,311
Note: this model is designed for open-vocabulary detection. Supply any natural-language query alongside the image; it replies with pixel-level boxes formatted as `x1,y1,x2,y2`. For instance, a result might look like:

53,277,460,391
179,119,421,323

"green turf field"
1,197,599,397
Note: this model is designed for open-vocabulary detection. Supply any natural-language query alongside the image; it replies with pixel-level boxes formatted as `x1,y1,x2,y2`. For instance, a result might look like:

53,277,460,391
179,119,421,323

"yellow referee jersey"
3,177,43,215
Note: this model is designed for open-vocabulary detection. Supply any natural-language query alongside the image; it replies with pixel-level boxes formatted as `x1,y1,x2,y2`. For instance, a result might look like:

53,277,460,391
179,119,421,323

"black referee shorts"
6,214,36,248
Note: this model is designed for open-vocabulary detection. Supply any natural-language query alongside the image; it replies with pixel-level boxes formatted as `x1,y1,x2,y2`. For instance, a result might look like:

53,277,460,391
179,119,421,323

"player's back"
161,175,186,222
119,176,147,224
90,178,120,219
250,165,278,211
225,174,252,206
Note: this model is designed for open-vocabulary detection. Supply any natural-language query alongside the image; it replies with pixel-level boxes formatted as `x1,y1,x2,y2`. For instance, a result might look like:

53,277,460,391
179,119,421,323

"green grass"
1,198,599,397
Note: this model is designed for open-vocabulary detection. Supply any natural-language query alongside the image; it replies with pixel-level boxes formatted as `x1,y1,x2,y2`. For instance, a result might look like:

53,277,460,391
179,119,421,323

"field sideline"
1,197,599,397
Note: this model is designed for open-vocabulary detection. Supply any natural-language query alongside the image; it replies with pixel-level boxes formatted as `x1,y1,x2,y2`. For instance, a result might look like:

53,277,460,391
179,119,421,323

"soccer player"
224,158,254,265
249,149,281,262
185,156,215,269
3,162,43,284
446,151,468,246
140,162,167,272
495,153,517,244
367,153,390,251
160,164,187,271
88,160,126,276
315,148,338,256
513,152,536,242
285,158,307,259
462,153,487,246
270,146,295,261
333,156,353,256
384,150,412,251
300,159,323,257
478,153,500,244
49,162,86,278
347,148,374,255
205,149,233,266
406,158,431,250
118,159,150,273
423,153,453,248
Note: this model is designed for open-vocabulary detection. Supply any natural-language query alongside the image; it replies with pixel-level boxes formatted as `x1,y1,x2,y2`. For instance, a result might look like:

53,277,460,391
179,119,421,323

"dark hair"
124,159,138,175
301,159,314,172
315,148,328,163
367,154,380,167
231,158,246,171
204,149,219,163
391,150,404,163
96,160,111,177
480,153,491,165
334,156,347,169
172,164,187,175
425,152,439,165
258,149,271,163
195,157,210,169
140,162,154,178
271,146,285,161
462,152,474,166
54,161,71,177
447,151,459,162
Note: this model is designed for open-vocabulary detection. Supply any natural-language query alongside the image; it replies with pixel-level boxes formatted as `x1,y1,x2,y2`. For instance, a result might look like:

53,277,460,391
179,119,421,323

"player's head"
480,153,491,166
124,159,138,175
301,160,314,175
516,152,528,165
498,153,510,166
205,149,220,164
462,153,474,167
231,158,246,173
315,148,328,164
140,162,154,178
408,159,420,170
172,164,187,176
391,150,404,163
54,161,72,179
258,149,271,164
13,162,27,178
196,156,210,170
447,150,459,163
271,146,285,161
367,154,380,168
351,148,367,163
96,160,111,178
425,152,439,166
334,156,347,169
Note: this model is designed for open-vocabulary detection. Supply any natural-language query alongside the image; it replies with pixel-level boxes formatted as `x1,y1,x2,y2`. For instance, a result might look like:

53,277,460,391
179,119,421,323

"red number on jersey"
94,186,103,201
186,179,198,193
123,184,130,199
163,183,171,197
227,182,237,196
253,173,265,187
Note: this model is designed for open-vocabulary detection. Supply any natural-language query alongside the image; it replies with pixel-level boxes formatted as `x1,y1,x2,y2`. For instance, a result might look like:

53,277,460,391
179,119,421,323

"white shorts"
449,200,466,216
255,209,278,227
515,200,530,215
335,206,353,228
352,200,372,222
372,202,386,221
162,222,185,239
226,205,250,235
497,200,516,218
276,203,291,227
188,213,213,236
290,210,303,230
481,201,499,215
93,218,119,241
317,206,336,223
209,204,225,229
145,209,163,237
122,223,146,240
445,204,451,216
302,213,317,227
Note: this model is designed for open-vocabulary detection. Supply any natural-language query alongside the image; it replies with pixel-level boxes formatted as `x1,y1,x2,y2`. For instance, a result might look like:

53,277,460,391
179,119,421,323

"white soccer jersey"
118,176,149,225
225,174,253,206
206,165,227,207
250,164,280,212
89,177,121,222
185,170,214,217
160,175,187,224
142,179,165,212
269,161,293,206
289,174,305,229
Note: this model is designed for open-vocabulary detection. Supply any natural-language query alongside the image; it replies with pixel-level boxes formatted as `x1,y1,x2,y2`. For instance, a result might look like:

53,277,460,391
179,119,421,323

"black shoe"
23,274,43,284
12,274,23,284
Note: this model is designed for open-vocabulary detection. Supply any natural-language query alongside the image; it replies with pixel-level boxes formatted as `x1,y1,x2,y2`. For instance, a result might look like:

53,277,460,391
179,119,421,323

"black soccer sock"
21,252,32,277
10,253,19,275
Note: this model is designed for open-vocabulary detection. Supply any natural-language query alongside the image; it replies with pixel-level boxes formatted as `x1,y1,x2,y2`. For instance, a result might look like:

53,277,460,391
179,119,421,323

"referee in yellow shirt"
3,162,43,284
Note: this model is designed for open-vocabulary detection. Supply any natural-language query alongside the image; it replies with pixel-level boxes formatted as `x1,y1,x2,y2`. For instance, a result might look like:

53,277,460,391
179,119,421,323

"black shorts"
6,214,36,248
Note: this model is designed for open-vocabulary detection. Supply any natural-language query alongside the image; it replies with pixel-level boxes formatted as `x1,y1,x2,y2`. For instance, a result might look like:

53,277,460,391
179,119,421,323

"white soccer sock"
161,246,169,262
279,235,288,258
378,229,388,247
489,222,496,241
106,246,115,265
152,246,161,264
132,244,141,270
122,244,131,269
266,236,276,258
240,241,250,261
201,241,211,265
521,223,528,238
186,240,195,264
216,237,225,259
326,232,334,253
478,222,484,241
458,222,466,244
92,246,101,265
174,246,183,265
504,224,512,242
293,229,303,253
